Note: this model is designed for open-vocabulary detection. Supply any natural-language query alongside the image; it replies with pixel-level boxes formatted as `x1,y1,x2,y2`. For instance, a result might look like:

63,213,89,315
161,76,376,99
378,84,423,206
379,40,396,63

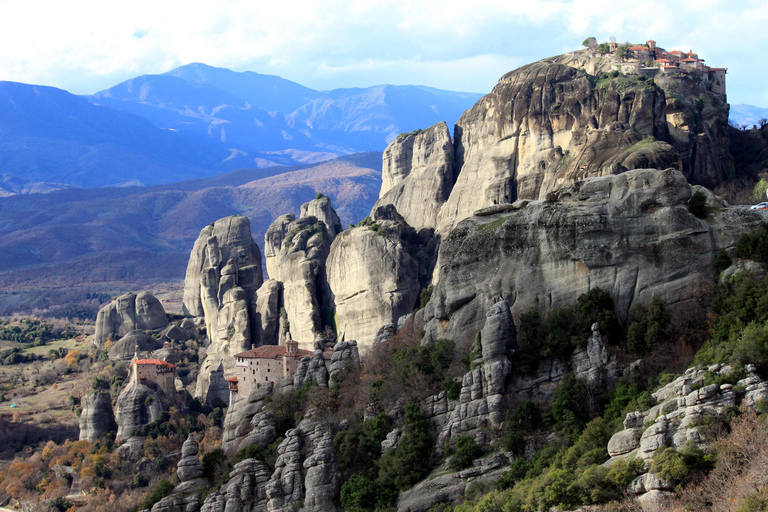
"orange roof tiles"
669,50,684,55
629,46,648,50
134,358,175,369
236,345,313,359
655,59,671,62
682,58,698,62
226,376,238,382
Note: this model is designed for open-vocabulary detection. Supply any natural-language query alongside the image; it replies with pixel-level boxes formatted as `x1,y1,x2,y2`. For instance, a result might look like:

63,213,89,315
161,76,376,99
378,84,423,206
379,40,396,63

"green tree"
582,37,597,49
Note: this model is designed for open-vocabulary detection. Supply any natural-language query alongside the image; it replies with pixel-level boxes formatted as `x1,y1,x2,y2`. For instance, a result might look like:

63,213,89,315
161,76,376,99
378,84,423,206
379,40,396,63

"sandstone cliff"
374,60,733,237
375,122,455,231
326,214,420,352
94,291,167,346
263,196,342,350
421,168,766,347
183,215,264,405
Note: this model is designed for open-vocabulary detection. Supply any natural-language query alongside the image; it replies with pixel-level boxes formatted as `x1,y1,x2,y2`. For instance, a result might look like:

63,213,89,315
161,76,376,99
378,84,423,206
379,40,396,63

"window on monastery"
265,377,268,381
267,368,270,372
252,369,255,374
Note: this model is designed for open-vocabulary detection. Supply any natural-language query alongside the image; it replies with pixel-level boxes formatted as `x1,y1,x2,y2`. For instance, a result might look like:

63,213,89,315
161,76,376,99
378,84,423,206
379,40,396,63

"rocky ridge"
606,363,768,508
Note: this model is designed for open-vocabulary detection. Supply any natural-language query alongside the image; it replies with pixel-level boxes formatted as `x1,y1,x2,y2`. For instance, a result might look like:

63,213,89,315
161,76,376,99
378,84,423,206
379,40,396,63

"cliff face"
375,122,455,231
263,196,342,350
375,60,732,237
182,215,263,405
326,219,420,352
422,168,765,347
78,391,117,443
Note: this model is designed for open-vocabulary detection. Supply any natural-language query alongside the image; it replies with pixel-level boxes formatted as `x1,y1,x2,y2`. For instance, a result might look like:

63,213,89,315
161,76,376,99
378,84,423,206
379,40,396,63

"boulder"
108,330,162,361
95,291,167,346
114,380,172,442
176,434,204,483
78,391,117,442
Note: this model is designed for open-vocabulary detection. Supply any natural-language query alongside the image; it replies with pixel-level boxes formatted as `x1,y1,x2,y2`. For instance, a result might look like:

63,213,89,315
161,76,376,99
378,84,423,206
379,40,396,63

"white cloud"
0,0,765,105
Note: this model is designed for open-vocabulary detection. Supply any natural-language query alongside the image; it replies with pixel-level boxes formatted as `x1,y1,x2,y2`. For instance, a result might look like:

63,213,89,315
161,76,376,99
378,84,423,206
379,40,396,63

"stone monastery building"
227,340,332,404
600,39,726,96
131,354,176,396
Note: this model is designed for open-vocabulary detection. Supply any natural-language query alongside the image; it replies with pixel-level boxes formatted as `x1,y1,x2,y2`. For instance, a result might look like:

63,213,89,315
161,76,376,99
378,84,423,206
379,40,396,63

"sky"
0,0,767,106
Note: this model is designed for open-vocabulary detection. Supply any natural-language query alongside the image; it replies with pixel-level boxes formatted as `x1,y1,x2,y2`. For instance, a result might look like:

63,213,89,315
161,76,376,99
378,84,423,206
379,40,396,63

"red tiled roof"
134,358,175,369
682,58,698,62
669,50,684,55
236,345,313,359
629,46,648,50
226,376,238,382
709,67,727,71
654,59,671,63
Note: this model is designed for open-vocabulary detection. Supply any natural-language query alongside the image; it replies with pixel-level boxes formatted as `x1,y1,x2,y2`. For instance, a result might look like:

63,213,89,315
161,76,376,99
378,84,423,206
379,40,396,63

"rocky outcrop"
376,122,455,231
422,169,767,348
436,300,514,447
114,380,172,442
183,216,264,405
327,220,420,352
95,291,167,346
221,388,277,453
294,350,330,389
605,364,768,507
107,330,162,361
396,454,510,512
200,458,272,512
78,391,117,442
151,434,207,512
265,428,304,512
263,196,342,350
301,423,339,512
300,195,342,240
329,340,360,388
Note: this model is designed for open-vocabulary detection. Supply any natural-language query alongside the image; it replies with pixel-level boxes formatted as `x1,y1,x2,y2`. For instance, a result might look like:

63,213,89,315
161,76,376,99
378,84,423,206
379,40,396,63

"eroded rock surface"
264,197,342,350
114,380,172,442
376,122,455,231
183,216,263,405
108,330,162,361
422,169,766,347
95,291,167,346
327,219,420,352
78,391,117,442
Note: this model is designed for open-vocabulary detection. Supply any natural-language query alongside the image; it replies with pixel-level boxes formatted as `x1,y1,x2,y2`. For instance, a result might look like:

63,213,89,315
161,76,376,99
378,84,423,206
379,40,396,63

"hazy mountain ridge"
0,65,481,190
0,153,382,313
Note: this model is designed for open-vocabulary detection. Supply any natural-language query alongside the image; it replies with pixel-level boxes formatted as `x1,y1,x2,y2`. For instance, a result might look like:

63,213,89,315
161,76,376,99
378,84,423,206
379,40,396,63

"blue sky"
1,0,766,106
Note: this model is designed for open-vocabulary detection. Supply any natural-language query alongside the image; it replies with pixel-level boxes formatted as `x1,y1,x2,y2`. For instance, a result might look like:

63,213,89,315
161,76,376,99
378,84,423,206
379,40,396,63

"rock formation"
328,340,360,388
107,330,162,361
375,122,455,231
293,350,330,389
263,196,341,349
78,391,117,442
421,168,766,347
221,387,277,453
604,363,768,506
94,291,167,346
151,434,208,512
436,300,514,446
183,215,264,405
369,60,732,238
114,379,172,442
327,212,421,352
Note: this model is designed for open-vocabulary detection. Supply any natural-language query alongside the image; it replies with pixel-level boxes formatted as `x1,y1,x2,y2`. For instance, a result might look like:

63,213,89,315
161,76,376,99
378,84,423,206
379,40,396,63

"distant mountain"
730,104,768,128
0,81,224,188
0,64,481,189
87,63,483,161
0,152,382,314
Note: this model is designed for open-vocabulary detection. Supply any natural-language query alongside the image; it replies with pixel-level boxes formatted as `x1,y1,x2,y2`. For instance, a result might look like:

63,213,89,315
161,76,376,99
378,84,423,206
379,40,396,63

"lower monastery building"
227,340,333,404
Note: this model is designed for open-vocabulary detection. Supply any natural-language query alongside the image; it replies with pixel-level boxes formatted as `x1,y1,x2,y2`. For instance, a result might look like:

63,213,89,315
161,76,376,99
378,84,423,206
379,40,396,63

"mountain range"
0,63,482,189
